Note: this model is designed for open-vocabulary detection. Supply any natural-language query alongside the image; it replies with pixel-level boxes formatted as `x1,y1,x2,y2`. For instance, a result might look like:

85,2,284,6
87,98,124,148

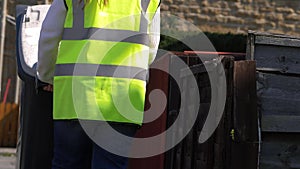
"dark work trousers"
51,120,138,169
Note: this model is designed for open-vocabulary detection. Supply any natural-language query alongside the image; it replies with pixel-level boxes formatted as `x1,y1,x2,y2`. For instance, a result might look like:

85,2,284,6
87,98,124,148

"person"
36,0,160,168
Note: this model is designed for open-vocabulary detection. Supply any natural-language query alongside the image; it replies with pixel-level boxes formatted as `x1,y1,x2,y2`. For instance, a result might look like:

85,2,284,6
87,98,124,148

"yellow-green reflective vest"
54,0,160,125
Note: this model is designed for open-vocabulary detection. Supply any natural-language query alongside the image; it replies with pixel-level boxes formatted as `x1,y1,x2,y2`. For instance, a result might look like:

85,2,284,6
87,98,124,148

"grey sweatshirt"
37,0,160,84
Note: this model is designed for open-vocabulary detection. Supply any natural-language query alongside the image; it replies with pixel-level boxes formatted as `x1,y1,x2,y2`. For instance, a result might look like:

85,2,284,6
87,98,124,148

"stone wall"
161,0,300,36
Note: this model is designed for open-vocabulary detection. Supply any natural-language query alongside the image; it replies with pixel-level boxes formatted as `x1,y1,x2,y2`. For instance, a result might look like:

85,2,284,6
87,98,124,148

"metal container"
16,5,53,169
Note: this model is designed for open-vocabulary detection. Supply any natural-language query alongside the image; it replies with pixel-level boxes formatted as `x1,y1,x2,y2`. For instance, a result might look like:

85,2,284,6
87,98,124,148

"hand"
43,84,53,92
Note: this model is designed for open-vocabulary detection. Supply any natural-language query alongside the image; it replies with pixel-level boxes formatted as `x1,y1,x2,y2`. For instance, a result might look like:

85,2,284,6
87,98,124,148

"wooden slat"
248,31,300,47
193,103,211,169
260,133,300,169
223,56,235,169
232,61,258,169
257,73,300,117
2,103,12,146
0,103,19,147
233,61,258,141
254,45,300,74
191,58,213,169
255,35,300,48
213,56,235,169
182,84,193,169
182,122,193,169
165,54,188,169
0,103,5,146
5,103,16,146
261,115,300,133
259,97,300,116
10,104,18,146
176,73,189,169
0,102,5,120
174,143,183,169
257,72,300,90
246,31,255,60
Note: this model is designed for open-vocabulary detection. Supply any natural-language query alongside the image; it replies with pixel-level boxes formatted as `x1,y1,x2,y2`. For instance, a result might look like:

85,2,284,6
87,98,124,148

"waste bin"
15,5,53,169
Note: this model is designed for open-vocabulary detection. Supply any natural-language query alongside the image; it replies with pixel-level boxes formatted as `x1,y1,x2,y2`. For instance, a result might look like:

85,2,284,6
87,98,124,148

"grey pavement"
0,148,16,169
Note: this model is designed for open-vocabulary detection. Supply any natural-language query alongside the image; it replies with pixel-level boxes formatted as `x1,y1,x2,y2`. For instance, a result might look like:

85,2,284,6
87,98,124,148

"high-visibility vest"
53,0,160,125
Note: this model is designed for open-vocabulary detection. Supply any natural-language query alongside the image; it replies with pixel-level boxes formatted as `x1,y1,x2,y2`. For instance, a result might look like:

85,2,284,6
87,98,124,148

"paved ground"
0,148,16,169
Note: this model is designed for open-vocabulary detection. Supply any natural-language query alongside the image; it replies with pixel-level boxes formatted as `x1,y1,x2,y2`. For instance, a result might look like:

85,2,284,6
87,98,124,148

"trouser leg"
52,120,93,169
90,123,138,169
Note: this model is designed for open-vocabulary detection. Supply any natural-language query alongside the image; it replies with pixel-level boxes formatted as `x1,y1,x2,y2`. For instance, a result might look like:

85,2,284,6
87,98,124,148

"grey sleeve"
36,0,67,84
148,7,160,65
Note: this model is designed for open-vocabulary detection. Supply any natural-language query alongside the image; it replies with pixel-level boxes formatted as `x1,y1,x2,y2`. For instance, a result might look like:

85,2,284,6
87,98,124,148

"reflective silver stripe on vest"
62,0,151,46
63,28,150,46
55,64,147,81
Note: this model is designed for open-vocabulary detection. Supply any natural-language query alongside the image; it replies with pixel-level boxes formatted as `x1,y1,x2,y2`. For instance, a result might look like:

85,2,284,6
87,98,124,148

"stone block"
169,4,179,12
286,14,300,21
252,11,262,19
265,13,284,21
260,7,274,13
279,22,296,31
178,5,189,13
201,7,222,15
172,0,184,5
230,2,243,9
162,0,173,5
276,7,294,14
197,14,211,22
211,2,221,8
254,18,267,25
244,0,253,3
256,0,271,7
265,21,276,29
237,9,252,17
215,14,228,23
201,0,209,7
160,4,169,11
189,6,201,13
176,12,185,18
226,16,244,24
